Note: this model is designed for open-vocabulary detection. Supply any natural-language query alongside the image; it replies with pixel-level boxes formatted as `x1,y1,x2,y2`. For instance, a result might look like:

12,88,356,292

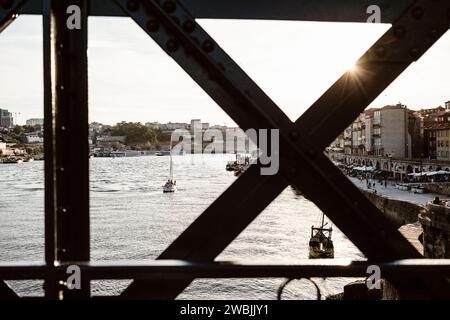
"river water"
0,154,363,299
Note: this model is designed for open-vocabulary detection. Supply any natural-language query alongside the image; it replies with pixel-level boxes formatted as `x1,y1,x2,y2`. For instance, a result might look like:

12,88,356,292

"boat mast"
169,139,173,181
321,212,325,229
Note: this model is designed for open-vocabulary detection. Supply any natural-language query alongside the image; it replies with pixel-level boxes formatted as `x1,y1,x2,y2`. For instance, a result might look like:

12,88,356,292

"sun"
347,63,359,73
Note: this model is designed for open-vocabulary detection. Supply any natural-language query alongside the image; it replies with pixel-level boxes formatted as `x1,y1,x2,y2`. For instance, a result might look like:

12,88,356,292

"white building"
96,135,127,143
26,118,44,126
24,133,44,144
0,109,14,128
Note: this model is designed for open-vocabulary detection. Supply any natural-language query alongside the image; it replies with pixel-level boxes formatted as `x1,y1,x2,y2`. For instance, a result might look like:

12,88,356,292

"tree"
109,122,158,144
13,125,26,135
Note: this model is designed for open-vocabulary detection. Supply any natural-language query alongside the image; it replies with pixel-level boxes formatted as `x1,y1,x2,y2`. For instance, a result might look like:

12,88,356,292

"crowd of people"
340,166,389,194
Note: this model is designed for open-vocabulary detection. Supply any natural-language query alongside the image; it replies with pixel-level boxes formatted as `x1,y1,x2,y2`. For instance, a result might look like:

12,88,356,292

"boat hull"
309,247,334,259
163,185,177,193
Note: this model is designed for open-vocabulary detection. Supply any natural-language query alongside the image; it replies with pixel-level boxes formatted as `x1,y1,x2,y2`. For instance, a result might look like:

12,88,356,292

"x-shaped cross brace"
111,0,450,298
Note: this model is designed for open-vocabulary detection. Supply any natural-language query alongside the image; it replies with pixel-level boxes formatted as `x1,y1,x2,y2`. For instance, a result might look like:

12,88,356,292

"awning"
408,170,450,177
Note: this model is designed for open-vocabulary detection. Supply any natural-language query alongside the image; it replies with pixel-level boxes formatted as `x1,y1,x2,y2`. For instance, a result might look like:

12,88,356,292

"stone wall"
419,202,450,258
422,182,450,196
361,189,424,227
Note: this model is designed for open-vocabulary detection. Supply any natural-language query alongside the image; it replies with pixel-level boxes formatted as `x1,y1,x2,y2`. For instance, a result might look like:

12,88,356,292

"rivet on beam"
375,46,386,58
289,131,299,141
166,39,179,52
410,47,420,58
146,19,159,32
202,40,215,53
393,26,406,39
163,0,176,13
411,7,424,20
182,20,195,33
126,0,139,12
429,29,439,39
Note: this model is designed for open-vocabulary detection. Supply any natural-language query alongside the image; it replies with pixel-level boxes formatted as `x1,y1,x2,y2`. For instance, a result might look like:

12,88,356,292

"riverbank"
349,176,425,254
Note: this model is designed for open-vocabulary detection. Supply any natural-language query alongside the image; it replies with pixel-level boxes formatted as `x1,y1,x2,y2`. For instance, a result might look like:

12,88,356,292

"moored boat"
309,213,334,259
2,156,23,164
163,140,177,193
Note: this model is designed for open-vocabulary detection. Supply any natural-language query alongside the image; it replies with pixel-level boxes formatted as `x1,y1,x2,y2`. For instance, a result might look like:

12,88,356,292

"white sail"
169,139,173,180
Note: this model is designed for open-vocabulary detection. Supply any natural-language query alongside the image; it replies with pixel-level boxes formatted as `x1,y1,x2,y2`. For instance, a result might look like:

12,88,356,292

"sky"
0,15,449,126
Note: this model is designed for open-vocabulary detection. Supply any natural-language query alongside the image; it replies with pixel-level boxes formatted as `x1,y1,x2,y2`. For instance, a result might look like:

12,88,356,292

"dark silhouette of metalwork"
0,0,449,299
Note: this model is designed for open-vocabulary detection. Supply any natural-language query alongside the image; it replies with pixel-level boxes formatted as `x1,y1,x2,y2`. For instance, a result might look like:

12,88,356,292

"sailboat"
163,140,177,193
309,212,334,258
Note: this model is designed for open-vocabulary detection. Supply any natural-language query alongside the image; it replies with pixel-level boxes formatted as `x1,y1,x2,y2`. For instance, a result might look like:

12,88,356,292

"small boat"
163,179,176,193
412,186,425,194
163,140,177,193
234,164,249,177
226,161,237,171
226,153,252,172
309,213,334,259
2,156,23,164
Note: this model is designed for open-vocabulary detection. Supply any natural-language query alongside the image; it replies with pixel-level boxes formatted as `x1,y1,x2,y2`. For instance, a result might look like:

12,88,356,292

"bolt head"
166,39,179,52
146,19,159,32
126,0,139,12
375,46,386,58
411,7,424,19
289,131,299,141
163,1,176,13
393,26,406,39
429,29,439,38
202,40,215,53
410,47,420,58
182,20,195,33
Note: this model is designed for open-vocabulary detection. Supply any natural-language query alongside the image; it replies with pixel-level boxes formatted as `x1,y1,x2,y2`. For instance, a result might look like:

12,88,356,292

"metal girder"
108,0,450,299
18,0,418,23
43,0,90,299
0,281,18,299
2,259,450,280
0,0,27,33
178,0,416,22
